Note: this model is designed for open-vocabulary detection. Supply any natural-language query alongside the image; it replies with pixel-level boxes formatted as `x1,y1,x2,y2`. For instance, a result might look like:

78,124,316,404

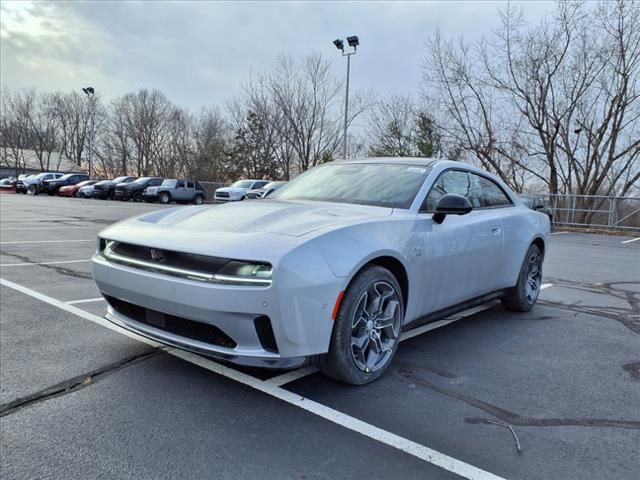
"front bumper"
142,193,158,201
92,249,340,367
114,190,133,200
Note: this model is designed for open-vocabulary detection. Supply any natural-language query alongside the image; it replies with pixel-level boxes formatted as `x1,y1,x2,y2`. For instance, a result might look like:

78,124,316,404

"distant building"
0,148,83,178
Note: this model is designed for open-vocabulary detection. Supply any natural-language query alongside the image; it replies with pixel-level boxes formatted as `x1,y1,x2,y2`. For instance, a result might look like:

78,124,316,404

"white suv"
214,179,269,202
18,172,64,195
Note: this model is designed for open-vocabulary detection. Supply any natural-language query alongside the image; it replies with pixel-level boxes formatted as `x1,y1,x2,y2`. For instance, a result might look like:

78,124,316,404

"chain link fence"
539,194,640,232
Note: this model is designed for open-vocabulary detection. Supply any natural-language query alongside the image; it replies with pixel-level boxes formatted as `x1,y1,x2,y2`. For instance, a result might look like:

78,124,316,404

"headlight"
215,261,272,286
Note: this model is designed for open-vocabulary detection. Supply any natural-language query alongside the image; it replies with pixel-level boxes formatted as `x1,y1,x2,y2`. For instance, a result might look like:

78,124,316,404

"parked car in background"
78,182,97,198
518,194,553,224
14,174,32,193
58,180,98,197
214,179,270,202
143,179,206,205
42,174,90,196
92,158,550,385
19,172,63,195
246,181,287,199
94,176,137,199
114,177,164,201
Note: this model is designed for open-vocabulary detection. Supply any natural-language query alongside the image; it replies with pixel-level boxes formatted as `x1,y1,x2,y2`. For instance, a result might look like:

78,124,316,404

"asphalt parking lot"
1,194,639,480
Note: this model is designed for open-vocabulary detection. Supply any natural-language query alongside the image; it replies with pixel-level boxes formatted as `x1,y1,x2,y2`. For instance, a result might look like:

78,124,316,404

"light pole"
333,35,359,159
82,87,95,179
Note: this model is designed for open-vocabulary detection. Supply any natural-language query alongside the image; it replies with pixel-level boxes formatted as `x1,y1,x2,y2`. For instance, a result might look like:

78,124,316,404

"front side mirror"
433,193,473,224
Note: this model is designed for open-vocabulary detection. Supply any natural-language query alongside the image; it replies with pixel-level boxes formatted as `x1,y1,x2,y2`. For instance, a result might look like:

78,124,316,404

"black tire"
159,192,171,204
133,192,143,202
320,265,404,385
193,194,204,205
502,243,543,312
28,184,38,195
47,191,55,196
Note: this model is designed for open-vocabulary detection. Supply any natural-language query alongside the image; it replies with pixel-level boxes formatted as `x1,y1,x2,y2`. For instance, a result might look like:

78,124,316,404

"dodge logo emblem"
150,249,165,262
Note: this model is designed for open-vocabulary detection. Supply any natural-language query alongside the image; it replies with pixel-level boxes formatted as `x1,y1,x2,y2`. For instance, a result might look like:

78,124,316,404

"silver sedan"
92,158,550,384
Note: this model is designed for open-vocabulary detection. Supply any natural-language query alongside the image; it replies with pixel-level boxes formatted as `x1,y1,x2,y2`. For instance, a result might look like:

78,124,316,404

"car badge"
150,249,166,262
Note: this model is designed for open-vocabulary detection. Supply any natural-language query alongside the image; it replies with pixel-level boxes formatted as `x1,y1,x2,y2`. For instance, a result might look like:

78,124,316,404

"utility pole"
333,35,359,159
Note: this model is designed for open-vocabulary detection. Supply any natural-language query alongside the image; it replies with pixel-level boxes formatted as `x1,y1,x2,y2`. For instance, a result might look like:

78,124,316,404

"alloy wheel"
350,281,402,373
524,250,542,304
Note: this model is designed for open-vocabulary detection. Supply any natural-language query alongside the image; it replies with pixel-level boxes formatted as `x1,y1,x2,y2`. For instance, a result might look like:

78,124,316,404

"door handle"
490,226,501,235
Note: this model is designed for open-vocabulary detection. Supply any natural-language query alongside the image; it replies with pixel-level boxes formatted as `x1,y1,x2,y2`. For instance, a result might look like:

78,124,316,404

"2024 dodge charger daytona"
92,158,550,384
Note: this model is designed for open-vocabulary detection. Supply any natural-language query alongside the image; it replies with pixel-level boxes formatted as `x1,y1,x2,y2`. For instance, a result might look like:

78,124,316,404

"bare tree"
424,0,640,196
0,89,33,175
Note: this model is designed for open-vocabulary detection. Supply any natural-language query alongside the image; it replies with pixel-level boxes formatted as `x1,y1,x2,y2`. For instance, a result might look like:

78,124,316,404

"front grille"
111,242,229,272
105,295,237,348
216,191,230,198
254,315,278,353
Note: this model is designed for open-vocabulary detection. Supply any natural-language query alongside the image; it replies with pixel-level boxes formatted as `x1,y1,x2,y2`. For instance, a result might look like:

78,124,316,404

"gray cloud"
1,0,553,109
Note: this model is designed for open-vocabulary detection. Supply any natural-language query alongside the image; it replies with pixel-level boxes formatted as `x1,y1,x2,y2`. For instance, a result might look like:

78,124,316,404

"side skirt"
402,289,509,332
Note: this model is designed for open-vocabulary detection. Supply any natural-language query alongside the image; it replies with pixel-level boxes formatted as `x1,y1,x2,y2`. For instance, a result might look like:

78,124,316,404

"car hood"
103,200,392,240
216,187,246,194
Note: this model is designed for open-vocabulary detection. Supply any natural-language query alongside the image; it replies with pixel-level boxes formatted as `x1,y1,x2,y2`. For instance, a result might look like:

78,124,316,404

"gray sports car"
92,158,550,384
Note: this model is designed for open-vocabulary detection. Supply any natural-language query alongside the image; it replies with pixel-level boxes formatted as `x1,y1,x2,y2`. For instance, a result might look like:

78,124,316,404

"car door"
185,181,195,200
173,180,186,200
416,169,505,314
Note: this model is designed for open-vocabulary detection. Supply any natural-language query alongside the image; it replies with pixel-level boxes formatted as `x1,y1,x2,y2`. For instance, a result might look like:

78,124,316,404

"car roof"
335,157,439,167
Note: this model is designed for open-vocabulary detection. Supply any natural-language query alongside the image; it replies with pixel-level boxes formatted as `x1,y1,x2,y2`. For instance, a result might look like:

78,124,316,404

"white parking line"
621,237,640,244
66,297,105,305
0,276,505,480
541,283,553,290
0,239,94,245
550,231,569,235
0,226,90,230
0,259,90,267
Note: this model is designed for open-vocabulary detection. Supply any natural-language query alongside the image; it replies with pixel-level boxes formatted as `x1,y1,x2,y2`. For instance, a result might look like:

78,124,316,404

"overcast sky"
1,0,554,110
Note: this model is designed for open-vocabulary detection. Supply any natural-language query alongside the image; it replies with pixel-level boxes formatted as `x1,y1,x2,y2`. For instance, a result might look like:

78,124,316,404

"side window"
176,180,185,188
152,179,163,186
186,181,194,189
470,173,512,208
195,181,203,190
253,181,267,189
422,170,471,212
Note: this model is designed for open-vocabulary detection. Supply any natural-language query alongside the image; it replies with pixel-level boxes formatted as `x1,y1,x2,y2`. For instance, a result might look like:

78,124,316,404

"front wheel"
502,243,543,312
159,192,170,204
193,195,204,205
320,265,404,385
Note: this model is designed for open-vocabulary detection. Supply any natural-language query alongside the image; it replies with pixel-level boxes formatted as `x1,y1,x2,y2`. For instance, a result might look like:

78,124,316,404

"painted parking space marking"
0,226,91,230
550,231,569,235
0,276,505,480
0,259,91,267
0,239,94,245
621,237,640,244
541,283,553,290
66,297,105,305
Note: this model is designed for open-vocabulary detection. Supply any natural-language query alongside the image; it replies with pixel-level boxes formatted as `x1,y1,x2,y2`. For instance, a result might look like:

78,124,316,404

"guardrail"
539,194,640,232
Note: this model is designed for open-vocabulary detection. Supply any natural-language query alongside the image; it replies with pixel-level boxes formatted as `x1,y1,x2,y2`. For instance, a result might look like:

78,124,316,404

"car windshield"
232,180,255,188
112,176,130,183
271,163,432,209
161,179,177,187
57,174,73,181
133,177,153,184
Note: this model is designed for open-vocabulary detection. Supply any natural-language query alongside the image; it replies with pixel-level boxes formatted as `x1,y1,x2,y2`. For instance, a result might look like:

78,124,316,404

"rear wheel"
320,266,404,385
502,244,543,312
193,194,204,205
159,192,171,204
133,191,143,202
